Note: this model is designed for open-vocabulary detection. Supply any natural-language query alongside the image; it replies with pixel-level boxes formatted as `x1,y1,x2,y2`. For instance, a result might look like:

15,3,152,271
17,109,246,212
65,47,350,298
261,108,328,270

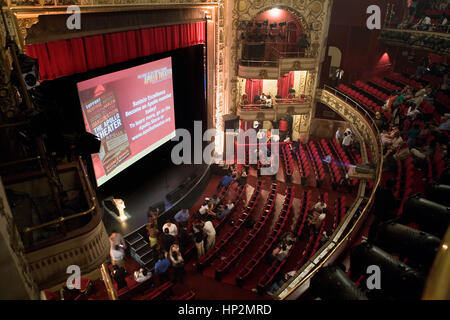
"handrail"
239,97,312,110
100,262,118,300
277,86,383,299
23,157,97,234
383,26,450,35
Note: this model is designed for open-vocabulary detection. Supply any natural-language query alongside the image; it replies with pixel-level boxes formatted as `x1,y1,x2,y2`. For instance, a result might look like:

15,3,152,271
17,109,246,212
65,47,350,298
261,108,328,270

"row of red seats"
319,139,344,189
370,77,401,92
337,84,380,114
340,196,347,223
422,73,444,86
292,146,307,183
235,186,294,286
424,9,450,17
427,146,447,184
387,72,422,90
325,139,350,178
215,183,278,278
394,157,414,216
354,80,389,101
212,183,246,230
256,190,312,293
134,282,174,300
436,91,450,108
308,141,327,182
169,290,196,300
309,220,327,258
298,143,315,184
197,180,263,271
281,144,293,176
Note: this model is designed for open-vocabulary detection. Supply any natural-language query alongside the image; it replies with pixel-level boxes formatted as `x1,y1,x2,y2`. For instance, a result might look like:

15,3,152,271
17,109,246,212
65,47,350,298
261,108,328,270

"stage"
100,162,210,236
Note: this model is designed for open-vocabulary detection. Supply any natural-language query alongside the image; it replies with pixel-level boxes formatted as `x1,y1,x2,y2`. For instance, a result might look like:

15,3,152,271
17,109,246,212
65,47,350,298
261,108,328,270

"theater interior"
0,0,449,301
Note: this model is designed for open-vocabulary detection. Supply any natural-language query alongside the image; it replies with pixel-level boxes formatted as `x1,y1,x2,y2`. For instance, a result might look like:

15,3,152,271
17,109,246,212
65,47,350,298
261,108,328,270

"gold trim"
277,87,383,300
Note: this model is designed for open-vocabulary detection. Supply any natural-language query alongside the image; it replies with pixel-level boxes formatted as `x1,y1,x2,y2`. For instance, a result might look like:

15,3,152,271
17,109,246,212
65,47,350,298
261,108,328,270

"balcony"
238,42,317,78
380,28,450,55
237,96,312,121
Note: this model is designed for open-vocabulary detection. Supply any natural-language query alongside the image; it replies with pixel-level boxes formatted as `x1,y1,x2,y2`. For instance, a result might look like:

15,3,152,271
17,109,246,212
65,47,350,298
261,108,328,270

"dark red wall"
321,0,406,85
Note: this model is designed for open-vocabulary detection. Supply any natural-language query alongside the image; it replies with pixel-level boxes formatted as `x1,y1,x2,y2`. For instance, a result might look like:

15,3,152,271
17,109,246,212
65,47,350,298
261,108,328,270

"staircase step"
125,233,143,246
131,239,148,252
136,245,153,258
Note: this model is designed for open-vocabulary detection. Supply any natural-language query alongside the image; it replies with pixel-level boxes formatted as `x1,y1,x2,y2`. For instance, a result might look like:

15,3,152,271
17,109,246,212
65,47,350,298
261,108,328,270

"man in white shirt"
312,199,327,212
134,268,152,283
342,132,353,151
407,105,421,120
162,221,178,237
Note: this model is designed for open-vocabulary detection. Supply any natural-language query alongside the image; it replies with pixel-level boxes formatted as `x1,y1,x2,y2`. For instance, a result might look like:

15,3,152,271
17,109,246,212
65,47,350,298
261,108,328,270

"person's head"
208,203,214,210
172,251,179,260
171,243,179,251
164,227,170,234
394,131,400,138
158,253,165,261
282,244,287,251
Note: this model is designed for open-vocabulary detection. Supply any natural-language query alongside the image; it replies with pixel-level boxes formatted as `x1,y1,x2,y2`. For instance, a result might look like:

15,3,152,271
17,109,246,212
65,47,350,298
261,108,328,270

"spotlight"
17,53,40,90
310,265,368,300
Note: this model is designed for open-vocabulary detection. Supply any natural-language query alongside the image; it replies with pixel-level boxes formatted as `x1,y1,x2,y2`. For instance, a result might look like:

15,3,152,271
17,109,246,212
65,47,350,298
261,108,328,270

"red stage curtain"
277,71,295,98
245,79,263,104
25,22,206,81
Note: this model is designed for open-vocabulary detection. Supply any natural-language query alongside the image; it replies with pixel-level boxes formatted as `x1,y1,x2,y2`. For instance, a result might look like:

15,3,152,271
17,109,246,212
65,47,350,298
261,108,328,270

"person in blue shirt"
154,253,171,284
218,174,234,190
174,208,190,223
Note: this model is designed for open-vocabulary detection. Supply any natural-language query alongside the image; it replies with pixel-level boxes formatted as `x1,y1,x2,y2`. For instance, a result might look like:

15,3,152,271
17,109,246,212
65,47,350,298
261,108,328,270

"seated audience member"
134,268,152,283
209,195,221,206
218,174,235,189
312,197,327,213
216,201,235,220
169,244,185,283
146,223,159,248
174,208,190,225
199,202,215,219
162,221,178,237
281,232,296,244
307,210,326,232
267,271,296,296
411,140,436,161
154,253,171,284
390,131,404,150
161,227,176,252
381,129,393,149
112,265,128,290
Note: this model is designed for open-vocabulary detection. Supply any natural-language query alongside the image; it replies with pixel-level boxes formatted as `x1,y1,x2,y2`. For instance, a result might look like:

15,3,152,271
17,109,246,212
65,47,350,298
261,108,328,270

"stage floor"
101,163,208,235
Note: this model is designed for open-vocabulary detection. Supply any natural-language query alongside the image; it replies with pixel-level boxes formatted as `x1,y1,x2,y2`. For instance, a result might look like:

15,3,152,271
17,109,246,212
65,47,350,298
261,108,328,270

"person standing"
169,244,185,283
112,265,128,290
174,208,190,227
154,253,171,284
192,222,205,258
161,227,176,253
335,128,343,143
203,220,216,251
162,221,178,237
146,222,159,249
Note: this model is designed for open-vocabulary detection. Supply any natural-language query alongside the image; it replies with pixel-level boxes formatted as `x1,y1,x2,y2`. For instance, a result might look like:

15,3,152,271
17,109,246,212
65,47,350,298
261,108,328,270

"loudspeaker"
223,114,239,130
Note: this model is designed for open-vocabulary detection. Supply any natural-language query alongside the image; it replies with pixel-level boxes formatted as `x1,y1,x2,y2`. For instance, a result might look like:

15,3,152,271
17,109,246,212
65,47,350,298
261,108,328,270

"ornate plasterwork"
0,180,40,299
229,0,333,120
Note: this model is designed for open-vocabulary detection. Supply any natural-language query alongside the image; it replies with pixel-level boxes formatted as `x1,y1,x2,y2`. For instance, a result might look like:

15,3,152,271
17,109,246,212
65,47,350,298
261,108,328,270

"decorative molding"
316,89,380,165
0,179,40,299
25,218,110,288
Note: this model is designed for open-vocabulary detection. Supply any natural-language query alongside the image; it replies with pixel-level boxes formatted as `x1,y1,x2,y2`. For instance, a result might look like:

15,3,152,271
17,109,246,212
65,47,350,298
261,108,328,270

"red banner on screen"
77,57,176,186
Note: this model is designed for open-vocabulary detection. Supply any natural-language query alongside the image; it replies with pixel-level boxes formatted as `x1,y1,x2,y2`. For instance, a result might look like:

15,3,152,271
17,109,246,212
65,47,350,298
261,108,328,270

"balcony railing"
239,96,311,110
240,41,308,67
380,28,450,55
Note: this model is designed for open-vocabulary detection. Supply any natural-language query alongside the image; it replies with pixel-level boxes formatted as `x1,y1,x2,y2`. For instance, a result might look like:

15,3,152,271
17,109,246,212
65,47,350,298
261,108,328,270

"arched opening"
240,7,306,63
